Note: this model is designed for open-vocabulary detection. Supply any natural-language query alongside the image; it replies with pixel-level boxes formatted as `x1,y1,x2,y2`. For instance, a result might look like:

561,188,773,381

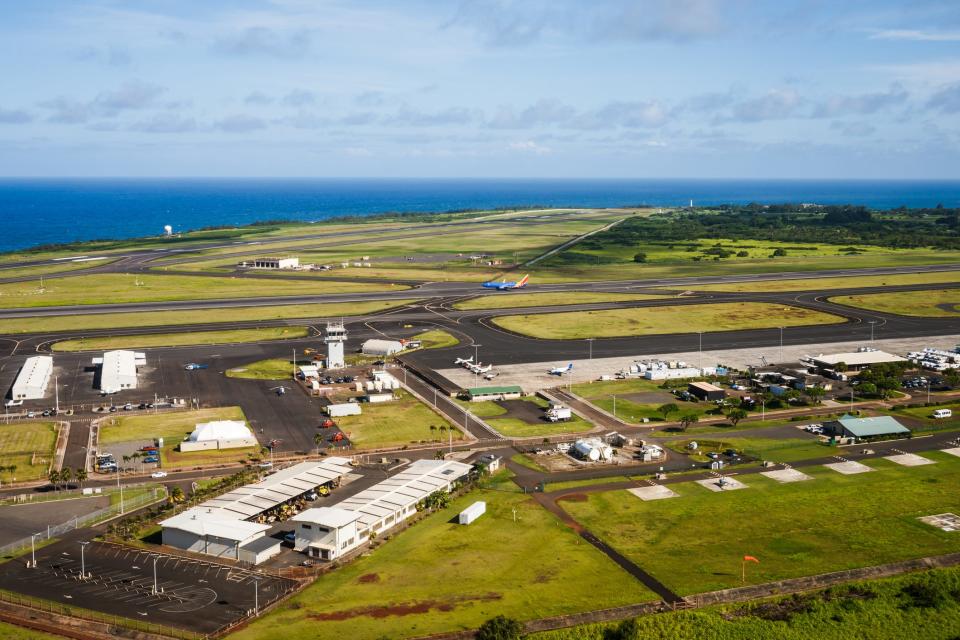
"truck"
546,404,572,422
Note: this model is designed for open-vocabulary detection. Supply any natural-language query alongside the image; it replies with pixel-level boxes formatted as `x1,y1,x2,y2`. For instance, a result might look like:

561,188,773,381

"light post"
869,320,877,342
778,327,784,363
116,465,124,515
79,541,89,580
473,344,481,384
927,381,931,404
433,387,437,406
253,578,260,616
587,338,595,360
612,394,616,418
152,555,159,595
30,532,40,569
698,332,703,372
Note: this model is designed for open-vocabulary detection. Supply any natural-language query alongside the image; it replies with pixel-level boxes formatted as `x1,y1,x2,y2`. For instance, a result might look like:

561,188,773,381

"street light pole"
152,556,159,595
30,532,40,568
698,332,703,372
116,465,124,515
254,578,260,616
587,338,594,360
79,541,89,580
869,320,876,342
779,327,784,363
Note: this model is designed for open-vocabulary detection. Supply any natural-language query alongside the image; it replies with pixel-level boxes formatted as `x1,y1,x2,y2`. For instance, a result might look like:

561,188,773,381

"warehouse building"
9,355,53,401
464,385,522,402
180,420,258,452
688,381,726,401
291,459,472,560
93,350,144,394
825,414,911,442
252,256,299,269
160,458,352,563
361,339,404,356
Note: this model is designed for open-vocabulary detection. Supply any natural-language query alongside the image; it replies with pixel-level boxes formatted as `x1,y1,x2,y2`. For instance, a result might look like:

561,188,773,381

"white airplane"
454,356,474,366
549,363,574,376
473,364,493,373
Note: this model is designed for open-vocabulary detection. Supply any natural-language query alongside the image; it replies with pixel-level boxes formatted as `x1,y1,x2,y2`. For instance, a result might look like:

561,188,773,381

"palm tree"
122,455,131,473
75,467,87,489
131,452,141,473
48,469,60,491
60,467,72,490
313,433,324,455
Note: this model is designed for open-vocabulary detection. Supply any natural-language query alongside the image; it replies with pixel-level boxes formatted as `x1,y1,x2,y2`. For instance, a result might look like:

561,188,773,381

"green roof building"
464,385,523,401
827,414,910,441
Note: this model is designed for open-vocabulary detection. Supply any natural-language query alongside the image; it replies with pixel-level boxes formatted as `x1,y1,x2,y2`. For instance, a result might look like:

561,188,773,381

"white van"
932,408,953,419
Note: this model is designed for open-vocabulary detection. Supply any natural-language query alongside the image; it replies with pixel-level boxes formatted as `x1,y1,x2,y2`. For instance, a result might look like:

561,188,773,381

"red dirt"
308,593,502,621
358,573,380,584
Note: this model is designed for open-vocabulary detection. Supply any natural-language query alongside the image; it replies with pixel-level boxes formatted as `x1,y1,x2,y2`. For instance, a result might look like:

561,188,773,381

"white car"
150,471,168,479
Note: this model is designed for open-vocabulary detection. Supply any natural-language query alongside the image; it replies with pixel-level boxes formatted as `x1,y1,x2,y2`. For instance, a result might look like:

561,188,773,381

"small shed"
238,536,282,565
458,501,486,525
688,381,726,401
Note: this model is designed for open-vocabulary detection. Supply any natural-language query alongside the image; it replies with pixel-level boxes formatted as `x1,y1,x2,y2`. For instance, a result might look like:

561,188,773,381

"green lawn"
0,258,118,280
686,270,960,293
532,568,960,640
492,302,844,339
894,402,960,432
226,358,298,380
0,299,419,335
334,390,463,449
99,407,246,444
411,329,460,349
831,288,960,317
0,421,58,482
454,291,667,311
664,436,831,464
562,454,960,596
0,273,404,308
230,485,654,640
52,326,309,351
0,622,64,640
571,377,712,424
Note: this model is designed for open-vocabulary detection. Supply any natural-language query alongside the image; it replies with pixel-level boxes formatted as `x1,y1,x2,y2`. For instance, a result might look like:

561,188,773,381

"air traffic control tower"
324,322,347,369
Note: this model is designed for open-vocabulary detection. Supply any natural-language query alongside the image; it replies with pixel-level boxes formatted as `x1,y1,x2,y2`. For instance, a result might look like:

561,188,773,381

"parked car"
283,532,296,543
150,471,168,479
143,455,160,464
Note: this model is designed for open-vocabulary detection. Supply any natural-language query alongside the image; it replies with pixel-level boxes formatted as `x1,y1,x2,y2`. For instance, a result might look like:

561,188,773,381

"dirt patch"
357,573,380,584
557,493,588,503
495,399,547,424
308,593,503,621
619,391,675,405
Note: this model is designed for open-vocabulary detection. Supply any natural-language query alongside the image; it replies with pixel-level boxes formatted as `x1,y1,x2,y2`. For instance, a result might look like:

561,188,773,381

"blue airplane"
549,363,573,376
482,274,529,290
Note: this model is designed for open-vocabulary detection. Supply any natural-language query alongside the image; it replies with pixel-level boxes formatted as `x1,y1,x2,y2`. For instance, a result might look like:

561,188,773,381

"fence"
0,486,166,557
0,589,204,640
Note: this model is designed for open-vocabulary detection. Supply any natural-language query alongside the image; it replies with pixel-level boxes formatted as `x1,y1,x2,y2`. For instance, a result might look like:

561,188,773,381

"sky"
0,0,959,179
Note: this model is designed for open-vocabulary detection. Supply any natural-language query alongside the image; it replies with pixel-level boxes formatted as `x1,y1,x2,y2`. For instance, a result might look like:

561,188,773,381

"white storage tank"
458,501,486,525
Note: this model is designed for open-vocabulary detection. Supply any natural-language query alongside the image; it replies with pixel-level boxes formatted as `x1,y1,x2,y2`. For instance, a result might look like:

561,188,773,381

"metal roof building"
464,385,522,401
827,414,911,441
10,356,53,401
361,339,404,356
810,350,906,371
335,459,472,534
93,350,144,394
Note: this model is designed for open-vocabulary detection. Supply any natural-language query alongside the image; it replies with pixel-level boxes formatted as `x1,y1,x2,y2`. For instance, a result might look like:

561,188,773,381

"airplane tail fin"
517,274,529,287
567,363,573,370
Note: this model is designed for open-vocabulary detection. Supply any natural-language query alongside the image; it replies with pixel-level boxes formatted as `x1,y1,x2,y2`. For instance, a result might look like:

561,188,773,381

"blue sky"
1,0,959,178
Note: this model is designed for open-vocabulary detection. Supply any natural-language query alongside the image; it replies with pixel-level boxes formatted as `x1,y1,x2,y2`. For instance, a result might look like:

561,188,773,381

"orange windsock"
743,555,760,564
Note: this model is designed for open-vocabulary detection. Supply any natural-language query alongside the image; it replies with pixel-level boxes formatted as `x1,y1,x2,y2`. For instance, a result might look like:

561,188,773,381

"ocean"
1,178,959,254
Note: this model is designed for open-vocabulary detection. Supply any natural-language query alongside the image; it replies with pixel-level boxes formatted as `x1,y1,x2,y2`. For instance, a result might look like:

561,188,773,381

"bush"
477,615,524,640
632,252,647,263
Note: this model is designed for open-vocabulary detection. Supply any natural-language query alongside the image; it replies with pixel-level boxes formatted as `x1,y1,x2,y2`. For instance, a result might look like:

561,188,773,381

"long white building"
9,356,53,401
93,350,144,394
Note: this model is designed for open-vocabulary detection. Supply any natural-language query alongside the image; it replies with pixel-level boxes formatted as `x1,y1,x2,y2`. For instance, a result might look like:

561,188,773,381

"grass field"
0,621,63,640
664,435,831,464
484,396,594,438
99,407,246,445
683,270,960,293
531,568,960,640
571,377,710,424
231,483,654,640
0,273,404,309
52,327,309,351
562,453,960,596
493,302,844,339
0,299,418,335
831,289,960,317
0,259,118,280
0,421,58,482
226,358,297,380
894,402,960,432
411,329,460,349
334,390,463,449
453,292,668,311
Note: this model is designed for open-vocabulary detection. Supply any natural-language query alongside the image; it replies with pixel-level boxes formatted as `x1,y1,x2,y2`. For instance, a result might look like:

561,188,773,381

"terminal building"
808,349,906,375
159,459,352,564
9,355,53,402
93,350,144,394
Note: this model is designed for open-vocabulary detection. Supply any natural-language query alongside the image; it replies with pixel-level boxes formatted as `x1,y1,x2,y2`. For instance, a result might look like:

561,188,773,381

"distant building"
824,414,911,441
181,420,257,452
93,350,144,394
809,349,906,374
361,339,404,357
9,356,53,401
325,322,347,369
688,381,726,401
252,257,299,269
464,385,522,402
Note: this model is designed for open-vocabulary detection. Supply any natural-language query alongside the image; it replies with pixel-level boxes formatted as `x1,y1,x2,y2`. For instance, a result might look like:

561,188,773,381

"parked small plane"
482,274,529,290
549,363,574,376
469,363,493,374
454,356,474,365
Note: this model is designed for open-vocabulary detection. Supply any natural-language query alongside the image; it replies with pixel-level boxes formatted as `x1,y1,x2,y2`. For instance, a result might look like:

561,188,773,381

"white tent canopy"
188,420,252,442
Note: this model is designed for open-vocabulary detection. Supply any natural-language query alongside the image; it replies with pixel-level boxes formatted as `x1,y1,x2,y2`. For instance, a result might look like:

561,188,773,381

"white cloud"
507,140,552,154
868,29,960,42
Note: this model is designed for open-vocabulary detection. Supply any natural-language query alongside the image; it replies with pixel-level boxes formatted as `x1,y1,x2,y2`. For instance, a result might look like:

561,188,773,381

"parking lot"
0,539,296,634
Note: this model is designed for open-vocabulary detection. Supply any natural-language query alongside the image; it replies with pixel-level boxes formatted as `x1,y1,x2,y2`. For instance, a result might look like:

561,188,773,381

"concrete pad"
824,460,874,475
885,453,936,467
761,468,813,483
919,513,960,532
941,447,960,458
628,485,678,501
696,476,748,492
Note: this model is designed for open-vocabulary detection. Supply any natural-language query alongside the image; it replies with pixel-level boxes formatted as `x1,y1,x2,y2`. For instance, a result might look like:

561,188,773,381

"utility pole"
587,338,595,360
869,320,876,342
152,556,159,595
254,578,260,616
30,532,40,568
116,465,124,515
779,327,784,363
292,348,296,380
698,332,703,372
54,375,59,414
79,541,89,580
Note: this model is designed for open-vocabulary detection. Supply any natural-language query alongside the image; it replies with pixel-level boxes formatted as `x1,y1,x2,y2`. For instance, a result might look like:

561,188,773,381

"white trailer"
326,402,362,417
458,501,486,525
546,404,572,422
